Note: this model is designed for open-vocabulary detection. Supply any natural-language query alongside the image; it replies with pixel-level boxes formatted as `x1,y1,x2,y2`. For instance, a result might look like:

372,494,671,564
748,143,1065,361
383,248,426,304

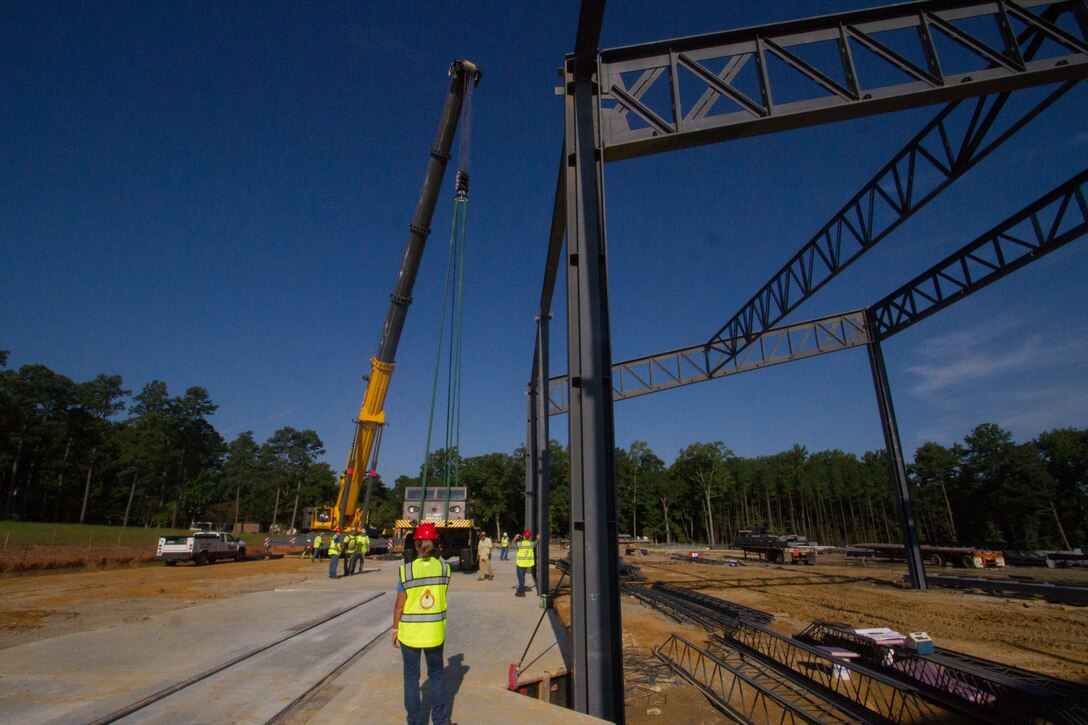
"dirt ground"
1,547,1085,723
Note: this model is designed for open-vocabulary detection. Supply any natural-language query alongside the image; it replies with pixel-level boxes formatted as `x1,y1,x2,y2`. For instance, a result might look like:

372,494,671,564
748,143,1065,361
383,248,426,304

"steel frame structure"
599,0,1088,161
529,1,1088,720
544,166,1088,411
654,634,866,724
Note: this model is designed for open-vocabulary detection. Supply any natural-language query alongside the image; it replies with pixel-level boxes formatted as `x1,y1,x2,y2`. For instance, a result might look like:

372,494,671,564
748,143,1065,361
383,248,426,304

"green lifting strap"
419,191,469,522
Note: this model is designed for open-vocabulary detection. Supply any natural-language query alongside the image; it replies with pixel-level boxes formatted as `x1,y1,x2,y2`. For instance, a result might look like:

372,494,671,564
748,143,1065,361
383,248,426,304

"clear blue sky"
3,2,1086,485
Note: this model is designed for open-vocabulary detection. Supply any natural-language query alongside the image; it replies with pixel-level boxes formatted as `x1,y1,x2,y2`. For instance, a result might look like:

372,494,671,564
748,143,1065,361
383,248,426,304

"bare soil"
555,550,1088,723
1,547,1085,723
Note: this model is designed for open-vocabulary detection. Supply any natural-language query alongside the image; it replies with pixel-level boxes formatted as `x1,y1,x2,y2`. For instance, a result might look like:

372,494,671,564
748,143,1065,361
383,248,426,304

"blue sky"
3,2,1086,485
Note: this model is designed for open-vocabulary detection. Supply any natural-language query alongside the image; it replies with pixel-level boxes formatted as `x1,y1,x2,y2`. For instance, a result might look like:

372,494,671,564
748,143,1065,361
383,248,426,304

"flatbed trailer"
733,534,817,565
848,543,1005,568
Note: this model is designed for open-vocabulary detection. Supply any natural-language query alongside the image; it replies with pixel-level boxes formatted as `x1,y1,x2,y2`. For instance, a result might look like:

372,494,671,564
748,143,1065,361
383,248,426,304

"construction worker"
344,528,358,576
328,528,342,579
392,522,453,725
499,532,510,560
352,528,369,574
312,533,323,562
514,530,537,597
476,530,493,581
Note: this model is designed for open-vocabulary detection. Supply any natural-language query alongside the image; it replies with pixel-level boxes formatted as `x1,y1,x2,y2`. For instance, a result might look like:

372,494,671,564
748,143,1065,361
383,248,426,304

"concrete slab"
317,555,602,724
0,555,602,724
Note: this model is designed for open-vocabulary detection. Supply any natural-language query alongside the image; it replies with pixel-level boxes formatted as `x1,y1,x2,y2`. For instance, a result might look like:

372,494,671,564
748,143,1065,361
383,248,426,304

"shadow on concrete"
421,651,469,725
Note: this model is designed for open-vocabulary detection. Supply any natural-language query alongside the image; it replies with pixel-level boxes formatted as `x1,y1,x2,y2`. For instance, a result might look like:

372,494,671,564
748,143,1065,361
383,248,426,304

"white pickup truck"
156,531,247,566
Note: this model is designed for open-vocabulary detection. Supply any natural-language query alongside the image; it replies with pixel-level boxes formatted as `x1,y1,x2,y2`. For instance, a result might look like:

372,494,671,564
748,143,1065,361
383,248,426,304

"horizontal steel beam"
599,0,1088,161
546,311,868,415
869,166,1088,339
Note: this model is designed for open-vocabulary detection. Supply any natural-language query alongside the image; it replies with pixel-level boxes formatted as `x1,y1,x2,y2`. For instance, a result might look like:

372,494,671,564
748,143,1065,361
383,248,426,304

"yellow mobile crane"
309,59,481,535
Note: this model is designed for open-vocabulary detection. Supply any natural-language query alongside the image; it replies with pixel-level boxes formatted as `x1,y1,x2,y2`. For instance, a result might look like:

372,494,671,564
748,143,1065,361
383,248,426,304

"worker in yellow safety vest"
312,534,323,562
328,528,342,579
392,522,452,725
351,529,369,574
343,528,358,577
514,529,537,597
499,532,510,560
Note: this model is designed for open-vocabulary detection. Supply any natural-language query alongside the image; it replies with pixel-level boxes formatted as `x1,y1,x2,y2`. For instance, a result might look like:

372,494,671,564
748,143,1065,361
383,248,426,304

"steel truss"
718,626,948,722
699,0,1087,374
547,311,868,415
545,167,1088,414
533,1,1088,719
599,0,1088,161
654,634,868,724
798,621,1088,724
869,166,1088,338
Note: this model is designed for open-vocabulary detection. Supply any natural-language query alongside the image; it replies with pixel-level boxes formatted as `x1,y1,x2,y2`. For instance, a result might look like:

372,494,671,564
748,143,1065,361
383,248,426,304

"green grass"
0,522,266,549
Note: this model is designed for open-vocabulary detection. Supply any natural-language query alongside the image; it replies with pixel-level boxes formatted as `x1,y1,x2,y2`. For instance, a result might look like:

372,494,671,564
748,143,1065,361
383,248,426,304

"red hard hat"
523,530,531,538
335,527,342,532
415,522,438,540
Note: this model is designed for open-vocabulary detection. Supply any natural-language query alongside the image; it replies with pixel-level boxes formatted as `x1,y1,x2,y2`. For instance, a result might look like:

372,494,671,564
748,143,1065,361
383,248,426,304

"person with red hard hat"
392,522,455,725
513,529,538,597
327,527,343,579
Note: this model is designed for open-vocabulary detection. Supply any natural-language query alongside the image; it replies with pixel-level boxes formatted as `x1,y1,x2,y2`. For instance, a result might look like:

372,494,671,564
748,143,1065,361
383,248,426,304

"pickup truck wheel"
164,560,177,567
197,550,209,566
235,549,246,562
927,553,944,567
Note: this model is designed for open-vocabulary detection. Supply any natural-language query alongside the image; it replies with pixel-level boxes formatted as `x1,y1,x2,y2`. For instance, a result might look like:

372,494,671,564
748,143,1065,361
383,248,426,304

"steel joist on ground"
654,634,867,724
797,620,1088,723
926,572,1088,603
622,583,746,631
598,0,1088,162
651,582,776,627
719,625,948,723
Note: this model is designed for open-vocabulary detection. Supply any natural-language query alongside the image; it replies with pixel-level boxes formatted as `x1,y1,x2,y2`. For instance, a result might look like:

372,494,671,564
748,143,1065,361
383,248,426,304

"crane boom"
313,59,481,533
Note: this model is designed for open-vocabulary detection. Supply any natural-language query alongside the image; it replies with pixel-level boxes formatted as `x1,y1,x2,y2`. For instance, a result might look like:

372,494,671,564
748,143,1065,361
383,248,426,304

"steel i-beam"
534,315,551,598
564,44,626,724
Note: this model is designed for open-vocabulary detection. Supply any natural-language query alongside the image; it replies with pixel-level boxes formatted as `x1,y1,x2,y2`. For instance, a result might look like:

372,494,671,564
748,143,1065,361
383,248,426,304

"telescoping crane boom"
310,59,481,534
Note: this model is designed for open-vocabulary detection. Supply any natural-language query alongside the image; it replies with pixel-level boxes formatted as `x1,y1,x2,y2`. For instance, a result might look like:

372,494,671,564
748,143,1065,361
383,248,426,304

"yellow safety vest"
346,535,357,554
398,557,450,648
314,535,323,548
516,540,535,568
328,536,341,556
359,534,369,553
500,536,509,548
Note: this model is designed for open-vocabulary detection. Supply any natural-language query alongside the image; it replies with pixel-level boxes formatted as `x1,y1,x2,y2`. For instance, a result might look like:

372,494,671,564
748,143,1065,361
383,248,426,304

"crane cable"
420,70,475,522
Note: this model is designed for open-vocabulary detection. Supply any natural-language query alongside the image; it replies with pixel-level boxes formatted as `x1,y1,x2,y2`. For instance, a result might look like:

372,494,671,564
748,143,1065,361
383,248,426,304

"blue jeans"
401,643,447,725
500,547,508,560
516,565,527,592
351,552,364,573
328,554,339,578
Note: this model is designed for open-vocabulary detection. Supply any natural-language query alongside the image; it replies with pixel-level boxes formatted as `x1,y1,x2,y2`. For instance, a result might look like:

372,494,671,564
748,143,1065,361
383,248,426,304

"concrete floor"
0,555,603,724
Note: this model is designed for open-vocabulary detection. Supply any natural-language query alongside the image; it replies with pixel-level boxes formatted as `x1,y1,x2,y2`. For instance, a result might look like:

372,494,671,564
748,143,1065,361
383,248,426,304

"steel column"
525,379,538,545
564,50,625,722
864,309,927,591
535,316,551,598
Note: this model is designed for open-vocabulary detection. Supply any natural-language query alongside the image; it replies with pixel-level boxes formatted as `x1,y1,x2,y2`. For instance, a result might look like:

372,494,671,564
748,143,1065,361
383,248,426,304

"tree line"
2,353,1085,549
0,353,341,530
